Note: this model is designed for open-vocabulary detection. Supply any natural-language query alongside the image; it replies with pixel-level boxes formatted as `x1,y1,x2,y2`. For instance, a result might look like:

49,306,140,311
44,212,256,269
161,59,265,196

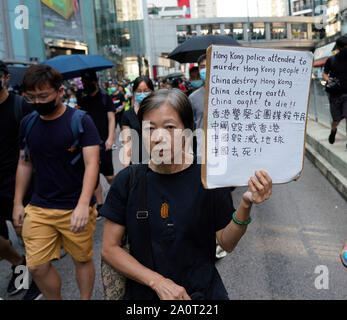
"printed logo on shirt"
161,202,169,219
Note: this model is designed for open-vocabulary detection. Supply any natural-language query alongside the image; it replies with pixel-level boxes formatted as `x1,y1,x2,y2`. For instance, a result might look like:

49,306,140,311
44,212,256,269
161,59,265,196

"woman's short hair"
23,65,62,92
133,76,155,92
138,89,195,132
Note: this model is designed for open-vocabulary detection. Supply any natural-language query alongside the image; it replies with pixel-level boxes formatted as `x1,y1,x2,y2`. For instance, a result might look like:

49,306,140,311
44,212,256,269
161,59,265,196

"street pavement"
1,137,347,300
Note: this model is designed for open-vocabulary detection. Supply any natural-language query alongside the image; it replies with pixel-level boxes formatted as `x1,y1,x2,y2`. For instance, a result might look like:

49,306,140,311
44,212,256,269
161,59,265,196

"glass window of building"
270,22,287,39
177,25,197,44
249,23,265,40
116,0,142,22
312,24,326,39
200,24,213,35
94,0,147,80
224,23,243,40
292,23,308,39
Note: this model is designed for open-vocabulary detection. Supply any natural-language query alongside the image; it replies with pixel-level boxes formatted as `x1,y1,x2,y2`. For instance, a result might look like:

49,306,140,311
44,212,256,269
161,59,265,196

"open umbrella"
168,35,241,63
42,54,115,80
164,72,184,80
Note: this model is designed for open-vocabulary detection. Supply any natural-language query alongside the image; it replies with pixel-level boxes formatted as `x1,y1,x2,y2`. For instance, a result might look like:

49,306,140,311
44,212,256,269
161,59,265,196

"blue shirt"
19,107,102,210
101,162,235,300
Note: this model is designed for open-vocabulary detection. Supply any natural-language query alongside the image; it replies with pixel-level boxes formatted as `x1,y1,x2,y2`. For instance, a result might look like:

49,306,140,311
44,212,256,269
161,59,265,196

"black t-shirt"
0,93,33,198
112,92,125,109
121,108,144,163
79,90,115,142
324,52,347,94
19,107,102,210
100,163,235,300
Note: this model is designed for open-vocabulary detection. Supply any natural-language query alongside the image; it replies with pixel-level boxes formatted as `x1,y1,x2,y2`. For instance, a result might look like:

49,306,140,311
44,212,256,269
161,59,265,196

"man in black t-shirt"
13,65,101,300
323,36,347,150
0,61,43,300
79,70,116,216
111,83,126,129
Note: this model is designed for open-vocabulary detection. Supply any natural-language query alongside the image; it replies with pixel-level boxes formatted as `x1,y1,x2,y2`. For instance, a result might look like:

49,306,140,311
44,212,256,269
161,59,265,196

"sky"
216,0,249,17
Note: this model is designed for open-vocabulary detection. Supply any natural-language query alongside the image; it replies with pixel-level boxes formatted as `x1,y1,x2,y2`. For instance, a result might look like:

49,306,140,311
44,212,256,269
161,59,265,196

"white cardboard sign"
202,45,313,189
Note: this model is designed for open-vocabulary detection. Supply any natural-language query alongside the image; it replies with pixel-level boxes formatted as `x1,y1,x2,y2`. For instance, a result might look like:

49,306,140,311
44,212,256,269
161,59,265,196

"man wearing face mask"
186,66,203,97
323,35,347,150
79,70,116,218
13,65,101,300
0,61,44,300
189,54,207,132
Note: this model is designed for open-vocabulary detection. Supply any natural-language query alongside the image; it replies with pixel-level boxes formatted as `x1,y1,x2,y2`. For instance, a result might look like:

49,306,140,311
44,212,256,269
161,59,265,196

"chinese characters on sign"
202,45,313,189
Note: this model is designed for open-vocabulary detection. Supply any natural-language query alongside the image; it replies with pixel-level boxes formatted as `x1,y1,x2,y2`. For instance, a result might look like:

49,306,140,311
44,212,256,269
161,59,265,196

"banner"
202,45,313,189
41,0,84,42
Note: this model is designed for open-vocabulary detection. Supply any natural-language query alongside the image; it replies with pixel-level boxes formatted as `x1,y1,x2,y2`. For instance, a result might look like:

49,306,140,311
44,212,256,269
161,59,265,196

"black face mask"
33,96,58,116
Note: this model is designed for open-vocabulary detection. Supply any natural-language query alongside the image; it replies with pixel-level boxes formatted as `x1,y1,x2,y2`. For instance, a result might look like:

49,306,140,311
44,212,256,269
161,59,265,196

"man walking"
13,65,101,300
0,61,42,300
323,35,347,150
79,70,116,216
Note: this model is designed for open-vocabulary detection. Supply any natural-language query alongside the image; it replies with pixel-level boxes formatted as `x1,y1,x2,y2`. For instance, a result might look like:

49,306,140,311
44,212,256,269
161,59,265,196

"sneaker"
96,204,103,221
215,244,227,260
22,280,43,300
328,129,337,144
7,256,26,296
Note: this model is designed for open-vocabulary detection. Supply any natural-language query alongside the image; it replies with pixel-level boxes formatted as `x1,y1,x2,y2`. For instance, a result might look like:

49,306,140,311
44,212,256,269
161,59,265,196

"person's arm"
216,170,272,253
70,145,100,234
13,150,34,228
102,219,191,300
121,125,132,168
105,111,116,151
323,58,333,83
322,71,332,83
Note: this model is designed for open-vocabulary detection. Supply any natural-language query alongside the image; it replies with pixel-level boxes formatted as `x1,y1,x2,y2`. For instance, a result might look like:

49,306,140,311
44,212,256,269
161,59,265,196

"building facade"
0,0,97,64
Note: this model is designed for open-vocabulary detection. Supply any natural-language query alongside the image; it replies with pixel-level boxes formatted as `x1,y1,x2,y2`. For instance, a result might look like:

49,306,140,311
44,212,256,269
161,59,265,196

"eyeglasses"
24,90,58,103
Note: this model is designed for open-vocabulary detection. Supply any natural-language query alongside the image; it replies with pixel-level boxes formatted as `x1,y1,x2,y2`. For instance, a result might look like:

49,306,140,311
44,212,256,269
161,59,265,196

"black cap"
0,60,9,75
81,69,97,81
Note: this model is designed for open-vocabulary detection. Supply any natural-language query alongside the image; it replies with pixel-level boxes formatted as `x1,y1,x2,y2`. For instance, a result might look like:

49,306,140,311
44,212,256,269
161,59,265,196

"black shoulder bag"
101,164,155,300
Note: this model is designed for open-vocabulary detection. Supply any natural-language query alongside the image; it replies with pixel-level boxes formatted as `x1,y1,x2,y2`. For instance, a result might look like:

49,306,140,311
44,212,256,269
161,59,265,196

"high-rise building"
288,0,328,16
191,0,217,18
216,0,287,17
0,0,97,64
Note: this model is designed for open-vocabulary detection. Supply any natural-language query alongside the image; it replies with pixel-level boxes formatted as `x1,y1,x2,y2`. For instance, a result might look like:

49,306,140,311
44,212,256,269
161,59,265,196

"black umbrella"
168,35,241,63
164,72,184,80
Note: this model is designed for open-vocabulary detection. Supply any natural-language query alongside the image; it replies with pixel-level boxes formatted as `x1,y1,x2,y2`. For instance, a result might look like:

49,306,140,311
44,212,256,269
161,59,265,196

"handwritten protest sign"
202,45,313,189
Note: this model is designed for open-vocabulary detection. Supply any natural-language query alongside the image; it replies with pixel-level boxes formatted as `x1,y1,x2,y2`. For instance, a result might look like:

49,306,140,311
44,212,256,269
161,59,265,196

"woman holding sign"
101,89,272,300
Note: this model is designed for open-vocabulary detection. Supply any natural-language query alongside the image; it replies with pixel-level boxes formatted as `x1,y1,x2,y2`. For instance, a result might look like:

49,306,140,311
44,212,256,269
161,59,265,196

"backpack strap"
22,111,40,161
70,109,86,165
13,94,24,125
127,164,155,299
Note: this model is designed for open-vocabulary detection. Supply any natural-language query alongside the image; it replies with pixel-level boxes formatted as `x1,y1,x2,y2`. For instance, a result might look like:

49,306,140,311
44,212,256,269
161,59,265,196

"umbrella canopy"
42,54,115,80
168,35,241,63
164,72,184,80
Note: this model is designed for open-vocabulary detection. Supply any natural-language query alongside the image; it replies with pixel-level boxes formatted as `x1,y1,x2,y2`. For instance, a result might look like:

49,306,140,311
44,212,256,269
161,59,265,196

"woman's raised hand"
242,170,272,205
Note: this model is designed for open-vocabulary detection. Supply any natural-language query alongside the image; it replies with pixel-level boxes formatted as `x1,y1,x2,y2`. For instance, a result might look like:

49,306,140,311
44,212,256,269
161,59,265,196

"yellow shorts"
22,204,97,267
